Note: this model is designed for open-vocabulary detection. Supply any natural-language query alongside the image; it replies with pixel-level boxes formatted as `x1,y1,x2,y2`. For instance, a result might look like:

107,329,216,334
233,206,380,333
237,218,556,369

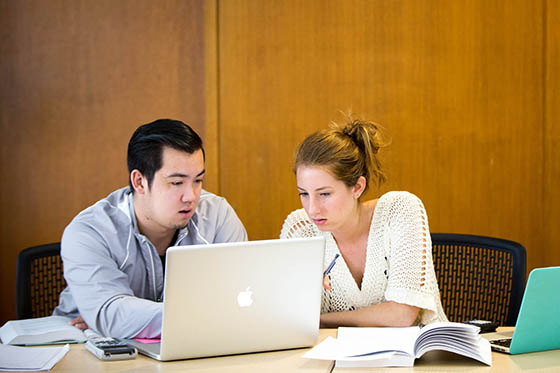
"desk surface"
53,329,336,373
52,328,560,372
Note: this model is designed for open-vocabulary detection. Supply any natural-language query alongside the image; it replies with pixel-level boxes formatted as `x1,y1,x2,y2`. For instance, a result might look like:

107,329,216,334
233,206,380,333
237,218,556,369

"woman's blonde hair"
294,118,387,194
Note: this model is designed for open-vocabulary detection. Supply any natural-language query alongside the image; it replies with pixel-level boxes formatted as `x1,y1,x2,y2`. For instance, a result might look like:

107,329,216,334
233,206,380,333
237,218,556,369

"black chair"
431,233,526,326
16,243,66,319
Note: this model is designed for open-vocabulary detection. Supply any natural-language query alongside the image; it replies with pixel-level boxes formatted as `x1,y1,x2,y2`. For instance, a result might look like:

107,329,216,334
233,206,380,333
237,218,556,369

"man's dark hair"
127,119,204,191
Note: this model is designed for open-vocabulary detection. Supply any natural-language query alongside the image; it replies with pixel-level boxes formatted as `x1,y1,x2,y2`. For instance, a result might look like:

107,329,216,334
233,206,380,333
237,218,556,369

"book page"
335,353,414,368
10,316,76,335
415,322,492,366
303,328,420,368
0,316,86,345
303,323,491,367
303,336,403,361
302,337,346,360
417,321,479,336
337,326,419,357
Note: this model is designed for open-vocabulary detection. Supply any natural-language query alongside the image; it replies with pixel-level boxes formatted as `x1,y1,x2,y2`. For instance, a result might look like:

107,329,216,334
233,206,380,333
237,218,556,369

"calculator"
85,336,138,361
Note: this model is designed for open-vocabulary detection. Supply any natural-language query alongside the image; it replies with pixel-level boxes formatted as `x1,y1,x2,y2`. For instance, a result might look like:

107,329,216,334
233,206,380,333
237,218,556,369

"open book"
0,316,86,346
303,322,492,367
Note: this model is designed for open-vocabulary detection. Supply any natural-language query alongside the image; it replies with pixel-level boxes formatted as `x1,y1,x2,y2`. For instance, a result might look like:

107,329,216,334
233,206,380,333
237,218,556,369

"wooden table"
51,328,560,372
52,329,337,373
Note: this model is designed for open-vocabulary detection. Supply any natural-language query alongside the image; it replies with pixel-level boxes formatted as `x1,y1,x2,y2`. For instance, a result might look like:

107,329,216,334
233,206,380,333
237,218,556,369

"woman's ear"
130,170,147,194
353,176,367,199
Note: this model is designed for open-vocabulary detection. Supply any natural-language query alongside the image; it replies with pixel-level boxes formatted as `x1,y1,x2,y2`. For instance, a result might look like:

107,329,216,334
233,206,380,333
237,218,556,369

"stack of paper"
0,344,69,371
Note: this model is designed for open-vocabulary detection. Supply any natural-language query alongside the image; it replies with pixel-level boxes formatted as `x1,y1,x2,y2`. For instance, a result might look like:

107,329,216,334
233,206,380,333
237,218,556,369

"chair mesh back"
431,234,526,326
433,243,512,324
16,243,67,319
29,254,67,318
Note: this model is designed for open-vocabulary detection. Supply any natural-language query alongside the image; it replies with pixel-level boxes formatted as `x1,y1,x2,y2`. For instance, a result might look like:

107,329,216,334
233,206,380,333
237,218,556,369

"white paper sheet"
0,343,69,371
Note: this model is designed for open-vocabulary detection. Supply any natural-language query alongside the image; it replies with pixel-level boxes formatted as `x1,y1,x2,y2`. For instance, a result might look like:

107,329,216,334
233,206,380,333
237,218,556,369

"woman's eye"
320,193,330,197
171,181,183,186
299,192,308,197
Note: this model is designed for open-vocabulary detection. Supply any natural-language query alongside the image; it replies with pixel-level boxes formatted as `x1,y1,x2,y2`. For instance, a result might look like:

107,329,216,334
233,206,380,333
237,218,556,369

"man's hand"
69,315,89,331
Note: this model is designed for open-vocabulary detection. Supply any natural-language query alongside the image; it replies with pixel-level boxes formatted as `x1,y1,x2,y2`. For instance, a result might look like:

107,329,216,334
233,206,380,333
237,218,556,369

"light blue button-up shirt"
53,187,247,338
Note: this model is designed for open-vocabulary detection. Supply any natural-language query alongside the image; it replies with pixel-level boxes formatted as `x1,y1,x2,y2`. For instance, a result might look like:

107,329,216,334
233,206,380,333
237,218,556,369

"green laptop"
488,266,560,354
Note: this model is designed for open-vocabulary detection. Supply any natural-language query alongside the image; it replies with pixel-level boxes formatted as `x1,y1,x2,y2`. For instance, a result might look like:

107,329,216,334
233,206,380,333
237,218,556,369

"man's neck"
148,230,177,256
133,196,177,256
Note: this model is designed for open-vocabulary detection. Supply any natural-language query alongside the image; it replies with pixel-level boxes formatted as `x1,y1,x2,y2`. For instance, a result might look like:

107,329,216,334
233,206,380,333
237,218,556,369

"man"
53,119,247,338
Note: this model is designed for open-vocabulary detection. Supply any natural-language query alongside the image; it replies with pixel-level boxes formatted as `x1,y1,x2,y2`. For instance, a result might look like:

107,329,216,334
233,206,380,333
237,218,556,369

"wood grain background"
0,0,207,323
1,0,558,325
217,1,552,272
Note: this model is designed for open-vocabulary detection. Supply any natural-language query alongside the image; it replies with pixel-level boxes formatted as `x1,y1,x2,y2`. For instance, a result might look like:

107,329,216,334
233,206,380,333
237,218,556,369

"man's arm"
61,224,162,338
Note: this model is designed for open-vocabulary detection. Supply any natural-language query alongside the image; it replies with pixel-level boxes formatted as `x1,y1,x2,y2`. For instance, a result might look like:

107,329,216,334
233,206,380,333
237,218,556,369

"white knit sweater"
280,191,447,325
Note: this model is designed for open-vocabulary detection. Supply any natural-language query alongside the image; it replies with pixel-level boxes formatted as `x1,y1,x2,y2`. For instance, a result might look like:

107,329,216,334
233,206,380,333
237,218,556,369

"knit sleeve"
280,209,318,239
383,192,441,323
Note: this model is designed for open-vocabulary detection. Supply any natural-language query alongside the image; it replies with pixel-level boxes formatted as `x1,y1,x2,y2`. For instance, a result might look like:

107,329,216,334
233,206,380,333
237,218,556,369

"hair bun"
341,121,360,143
295,115,387,193
341,119,382,154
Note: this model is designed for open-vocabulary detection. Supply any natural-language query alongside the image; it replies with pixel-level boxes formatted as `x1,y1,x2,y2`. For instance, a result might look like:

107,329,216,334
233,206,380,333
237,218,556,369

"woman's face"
296,165,359,233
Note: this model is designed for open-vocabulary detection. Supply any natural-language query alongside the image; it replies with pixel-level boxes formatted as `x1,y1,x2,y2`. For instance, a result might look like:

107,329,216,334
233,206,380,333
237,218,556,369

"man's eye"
299,192,308,197
171,181,183,186
195,179,204,184
320,193,330,197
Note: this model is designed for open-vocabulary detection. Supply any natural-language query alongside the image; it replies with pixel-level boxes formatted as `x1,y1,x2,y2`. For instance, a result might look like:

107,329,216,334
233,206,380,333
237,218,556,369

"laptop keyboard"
491,338,512,348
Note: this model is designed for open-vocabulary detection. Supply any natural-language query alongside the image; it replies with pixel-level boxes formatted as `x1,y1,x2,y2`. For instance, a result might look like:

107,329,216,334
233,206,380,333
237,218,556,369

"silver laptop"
125,237,325,361
486,266,560,354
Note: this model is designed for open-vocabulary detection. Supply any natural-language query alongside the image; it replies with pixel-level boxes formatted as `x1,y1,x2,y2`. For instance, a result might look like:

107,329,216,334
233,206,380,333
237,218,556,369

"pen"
323,253,340,276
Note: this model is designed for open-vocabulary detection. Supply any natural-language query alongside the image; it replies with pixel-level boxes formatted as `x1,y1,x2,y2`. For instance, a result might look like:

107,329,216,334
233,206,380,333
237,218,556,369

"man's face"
142,147,205,233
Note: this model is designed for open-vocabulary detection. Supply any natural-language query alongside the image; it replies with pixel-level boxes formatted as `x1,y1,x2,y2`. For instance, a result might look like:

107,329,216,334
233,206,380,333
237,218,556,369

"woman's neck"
331,200,376,246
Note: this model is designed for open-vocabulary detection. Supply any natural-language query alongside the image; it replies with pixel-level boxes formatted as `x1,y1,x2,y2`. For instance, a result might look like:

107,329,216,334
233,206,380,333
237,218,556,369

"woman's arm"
320,301,419,328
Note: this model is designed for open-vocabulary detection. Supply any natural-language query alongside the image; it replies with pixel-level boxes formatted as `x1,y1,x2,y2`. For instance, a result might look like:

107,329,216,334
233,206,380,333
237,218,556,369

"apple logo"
237,287,254,307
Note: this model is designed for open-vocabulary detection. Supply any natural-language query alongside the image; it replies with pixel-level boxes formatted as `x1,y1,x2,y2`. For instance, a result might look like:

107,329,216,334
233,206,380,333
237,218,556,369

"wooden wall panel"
218,0,546,274
1,0,557,328
545,0,560,267
0,0,206,324
204,0,220,193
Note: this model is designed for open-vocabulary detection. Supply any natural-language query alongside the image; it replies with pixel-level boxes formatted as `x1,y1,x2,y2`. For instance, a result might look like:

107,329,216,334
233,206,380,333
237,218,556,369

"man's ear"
130,170,148,194
353,176,367,199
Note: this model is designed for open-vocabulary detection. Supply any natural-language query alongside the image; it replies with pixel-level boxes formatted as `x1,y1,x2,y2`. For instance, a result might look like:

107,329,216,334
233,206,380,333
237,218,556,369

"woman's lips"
312,218,327,225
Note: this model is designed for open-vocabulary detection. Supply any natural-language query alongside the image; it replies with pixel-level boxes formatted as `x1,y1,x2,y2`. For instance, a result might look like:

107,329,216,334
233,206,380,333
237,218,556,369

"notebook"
486,266,560,354
124,236,325,361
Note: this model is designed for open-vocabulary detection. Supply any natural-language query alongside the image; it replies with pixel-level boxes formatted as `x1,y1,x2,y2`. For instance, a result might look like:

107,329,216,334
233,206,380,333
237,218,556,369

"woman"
280,118,447,328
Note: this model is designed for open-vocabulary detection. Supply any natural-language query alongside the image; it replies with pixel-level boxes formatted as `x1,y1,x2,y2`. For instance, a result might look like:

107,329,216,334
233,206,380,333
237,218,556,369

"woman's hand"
323,275,332,291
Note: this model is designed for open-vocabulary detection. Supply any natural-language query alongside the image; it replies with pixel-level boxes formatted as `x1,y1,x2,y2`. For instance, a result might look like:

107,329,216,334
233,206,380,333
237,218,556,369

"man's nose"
181,184,195,203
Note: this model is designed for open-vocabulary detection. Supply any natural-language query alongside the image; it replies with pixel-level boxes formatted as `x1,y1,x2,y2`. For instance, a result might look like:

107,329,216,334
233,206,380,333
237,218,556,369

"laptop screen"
153,237,325,361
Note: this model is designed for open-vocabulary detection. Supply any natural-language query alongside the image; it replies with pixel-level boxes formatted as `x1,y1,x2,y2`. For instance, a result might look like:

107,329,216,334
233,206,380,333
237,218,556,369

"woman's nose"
308,198,320,215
